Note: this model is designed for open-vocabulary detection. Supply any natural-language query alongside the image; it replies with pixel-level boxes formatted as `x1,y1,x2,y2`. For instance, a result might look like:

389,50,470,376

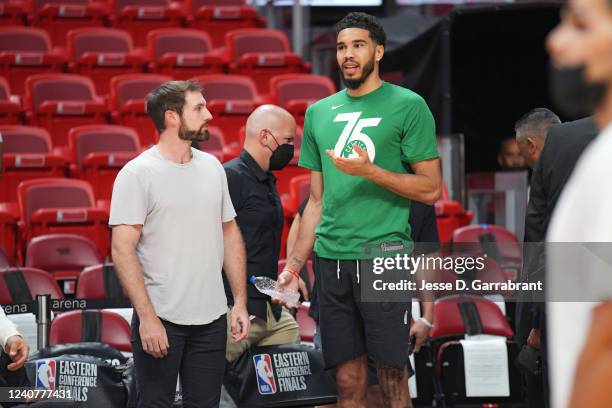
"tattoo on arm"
288,256,304,270
376,364,412,408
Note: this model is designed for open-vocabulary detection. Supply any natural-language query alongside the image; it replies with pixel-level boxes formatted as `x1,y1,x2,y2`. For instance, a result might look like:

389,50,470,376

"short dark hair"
514,108,561,142
146,80,202,133
335,12,386,47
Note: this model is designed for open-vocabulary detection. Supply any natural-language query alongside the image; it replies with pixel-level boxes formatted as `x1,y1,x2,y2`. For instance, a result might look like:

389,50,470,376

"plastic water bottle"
249,275,300,307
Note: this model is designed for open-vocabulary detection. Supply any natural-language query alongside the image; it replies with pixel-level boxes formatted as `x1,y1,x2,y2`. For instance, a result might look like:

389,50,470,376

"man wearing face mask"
110,80,249,407
544,1,612,407
222,105,301,365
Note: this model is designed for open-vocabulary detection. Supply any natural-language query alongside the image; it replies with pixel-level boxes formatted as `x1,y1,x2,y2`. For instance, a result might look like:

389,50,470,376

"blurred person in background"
498,137,526,170
546,0,612,407
514,108,561,169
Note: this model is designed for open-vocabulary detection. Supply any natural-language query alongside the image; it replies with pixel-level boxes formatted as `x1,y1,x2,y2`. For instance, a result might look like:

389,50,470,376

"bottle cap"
249,275,256,283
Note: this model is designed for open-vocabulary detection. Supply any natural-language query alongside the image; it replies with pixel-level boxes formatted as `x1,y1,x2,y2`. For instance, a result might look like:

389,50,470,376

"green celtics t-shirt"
298,81,438,260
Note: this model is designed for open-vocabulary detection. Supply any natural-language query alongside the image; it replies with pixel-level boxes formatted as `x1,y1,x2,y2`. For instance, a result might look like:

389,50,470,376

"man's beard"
178,120,209,142
340,53,376,90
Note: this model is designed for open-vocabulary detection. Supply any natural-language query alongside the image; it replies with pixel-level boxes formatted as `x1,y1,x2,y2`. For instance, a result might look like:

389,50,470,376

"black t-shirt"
223,150,283,321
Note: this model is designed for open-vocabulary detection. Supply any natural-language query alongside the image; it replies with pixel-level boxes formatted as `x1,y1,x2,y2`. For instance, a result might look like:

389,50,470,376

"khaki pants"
226,302,300,363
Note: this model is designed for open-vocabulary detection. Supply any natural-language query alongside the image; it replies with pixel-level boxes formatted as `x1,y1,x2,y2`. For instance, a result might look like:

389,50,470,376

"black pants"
0,350,29,408
131,313,227,408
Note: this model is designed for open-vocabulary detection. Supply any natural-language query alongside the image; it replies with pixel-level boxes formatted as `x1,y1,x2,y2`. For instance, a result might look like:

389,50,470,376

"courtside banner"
224,344,337,407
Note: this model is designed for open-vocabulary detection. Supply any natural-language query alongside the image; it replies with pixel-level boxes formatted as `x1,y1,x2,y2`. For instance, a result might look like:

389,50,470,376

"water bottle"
249,275,300,307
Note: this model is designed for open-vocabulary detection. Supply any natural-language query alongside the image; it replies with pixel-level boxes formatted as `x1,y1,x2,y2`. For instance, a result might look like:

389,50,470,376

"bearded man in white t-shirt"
110,80,250,408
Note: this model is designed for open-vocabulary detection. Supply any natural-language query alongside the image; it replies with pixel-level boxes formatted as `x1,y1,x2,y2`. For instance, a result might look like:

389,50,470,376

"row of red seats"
0,26,312,95
0,265,131,350
0,72,335,153
0,0,263,48
0,164,312,263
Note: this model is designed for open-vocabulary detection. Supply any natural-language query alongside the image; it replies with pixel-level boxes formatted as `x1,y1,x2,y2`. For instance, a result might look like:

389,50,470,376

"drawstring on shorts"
335,260,360,284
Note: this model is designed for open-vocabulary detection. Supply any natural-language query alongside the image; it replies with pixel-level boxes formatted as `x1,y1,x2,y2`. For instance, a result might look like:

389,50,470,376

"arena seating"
0,0,30,26
24,73,107,157
112,0,185,47
0,77,21,124
147,28,223,79
66,27,148,95
25,233,102,295
187,0,265,48
269,73,336,126
68,124,140,203
0,26,64,94
31,0,109,47
452,224,522,280
430,295,523,406
49,309,132,351
224,28,311,94
0,125,64,204
76,263,127,301
17,178,110,258
0,266,64,304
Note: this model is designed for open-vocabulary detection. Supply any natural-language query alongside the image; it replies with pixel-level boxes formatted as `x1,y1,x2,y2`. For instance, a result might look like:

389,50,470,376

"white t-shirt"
109,146,236,325
547,124,612,408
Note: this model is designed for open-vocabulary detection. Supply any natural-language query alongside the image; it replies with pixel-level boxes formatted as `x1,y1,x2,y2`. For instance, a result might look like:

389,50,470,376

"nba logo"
253,354,276,395
35,359,56,390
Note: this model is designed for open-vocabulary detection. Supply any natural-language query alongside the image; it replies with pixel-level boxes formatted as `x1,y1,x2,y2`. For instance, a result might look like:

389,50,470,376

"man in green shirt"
275,12,441,408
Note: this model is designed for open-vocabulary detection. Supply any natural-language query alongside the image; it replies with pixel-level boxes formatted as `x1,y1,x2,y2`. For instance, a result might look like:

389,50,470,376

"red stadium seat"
24,74,108,157
66,28,147,96
25,233,102,295
31,0,110,47
225,29,310,94
193,125,229,162
435,181,473,243
0,77,21,124
285,173,309,216
435,200,474,244
0,125,65,204
0,267,64,304
187,0,265,48
112,0,186,48
110,73,172,147
0,0,30,26
272,164,309,206
17,178,110,258
76,263,127,300
452,224,521,280
192,74,261,151
147,28,223,80
49,309,131,351
0,27,65,94
68,125,140,202
0,208,18,264
296,303,315,342
430,295,522,406
430,295,513,340
269,74,335,126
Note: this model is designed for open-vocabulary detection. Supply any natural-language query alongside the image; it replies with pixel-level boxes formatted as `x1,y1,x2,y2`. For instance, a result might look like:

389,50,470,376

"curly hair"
335,12,386,47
